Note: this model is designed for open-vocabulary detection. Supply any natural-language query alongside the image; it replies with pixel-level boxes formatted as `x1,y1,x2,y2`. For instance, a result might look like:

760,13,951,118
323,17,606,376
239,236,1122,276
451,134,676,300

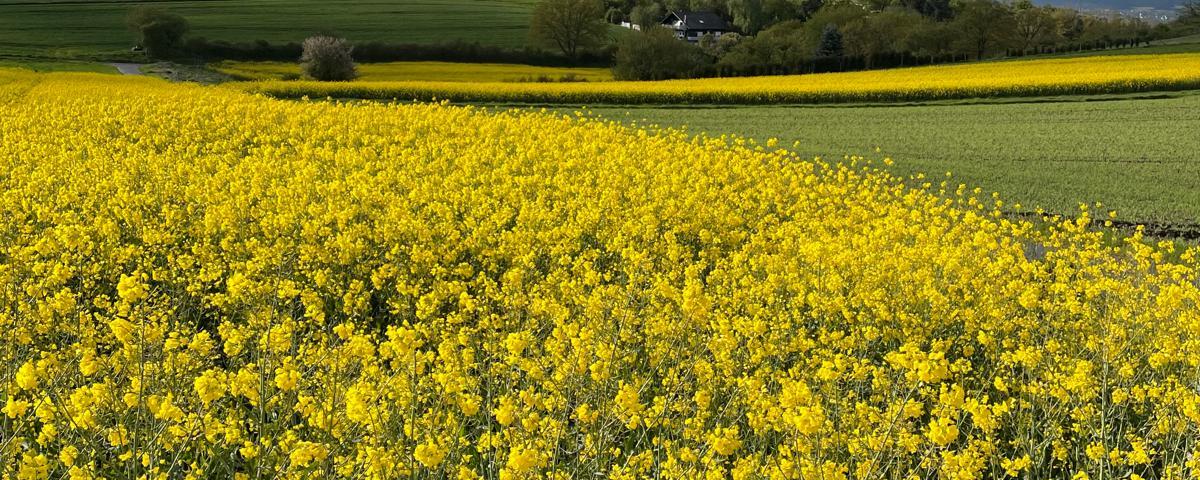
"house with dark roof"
661,11,732,43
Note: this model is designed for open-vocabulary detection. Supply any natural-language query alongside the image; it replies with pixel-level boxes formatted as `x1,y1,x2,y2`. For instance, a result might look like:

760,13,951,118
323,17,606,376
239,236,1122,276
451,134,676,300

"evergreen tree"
816,23,844,57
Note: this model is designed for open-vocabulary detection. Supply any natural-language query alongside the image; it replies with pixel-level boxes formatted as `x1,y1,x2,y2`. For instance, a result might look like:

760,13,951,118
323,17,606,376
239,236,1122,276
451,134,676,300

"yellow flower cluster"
2,69,1200,480
236,52,1200,104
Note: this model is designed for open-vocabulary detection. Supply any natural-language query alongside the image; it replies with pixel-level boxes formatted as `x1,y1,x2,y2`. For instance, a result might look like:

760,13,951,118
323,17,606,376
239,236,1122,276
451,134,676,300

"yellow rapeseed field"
3,68,1200,480
237,52,1200,104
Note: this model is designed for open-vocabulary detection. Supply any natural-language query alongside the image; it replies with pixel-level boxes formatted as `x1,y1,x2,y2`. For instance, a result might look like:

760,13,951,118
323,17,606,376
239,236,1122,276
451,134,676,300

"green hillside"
0,0,538,60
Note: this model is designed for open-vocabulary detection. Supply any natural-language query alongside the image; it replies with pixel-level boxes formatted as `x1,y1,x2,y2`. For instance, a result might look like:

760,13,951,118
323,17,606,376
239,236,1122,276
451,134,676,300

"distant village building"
661,11,731,43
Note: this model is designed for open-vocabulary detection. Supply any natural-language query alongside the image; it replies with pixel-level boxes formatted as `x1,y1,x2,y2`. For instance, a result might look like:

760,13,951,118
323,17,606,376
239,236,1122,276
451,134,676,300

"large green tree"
724,0,822,34
900,0,951,20
800,3,868,47
720,18,844,72
726,0,770,33
613,26,710,79
630,1,666,28
126,7,189,59
530,0,610,58
907,17,956,61
952,0,1017,59
843,7,923,66
1013,2,1061,52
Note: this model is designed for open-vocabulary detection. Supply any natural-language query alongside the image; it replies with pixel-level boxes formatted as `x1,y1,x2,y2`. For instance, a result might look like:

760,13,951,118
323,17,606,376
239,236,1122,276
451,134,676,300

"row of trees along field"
124,7,614,68
125,0,1199,82
595,0,1200,79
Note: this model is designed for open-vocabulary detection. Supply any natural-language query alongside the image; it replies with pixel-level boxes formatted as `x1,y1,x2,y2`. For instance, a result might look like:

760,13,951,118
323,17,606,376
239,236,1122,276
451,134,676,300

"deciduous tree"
952,0,1017,59
613,27,710,79
1181,0,1200,24
300,36,357,81
630,1,666,28
530,0,611,59
1186,0,1200,13
900,0,952,20
843,7,922,66
1014,3,1061,53
126,7,189,59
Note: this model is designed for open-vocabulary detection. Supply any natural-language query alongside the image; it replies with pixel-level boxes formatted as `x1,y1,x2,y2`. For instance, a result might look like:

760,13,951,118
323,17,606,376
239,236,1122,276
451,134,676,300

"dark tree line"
607,0,1182,79
1180,0,1200,30
126,0,1198,81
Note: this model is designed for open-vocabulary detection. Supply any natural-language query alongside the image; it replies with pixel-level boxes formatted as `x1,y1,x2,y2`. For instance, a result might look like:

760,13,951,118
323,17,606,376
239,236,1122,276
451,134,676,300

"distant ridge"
1041,0,1182,12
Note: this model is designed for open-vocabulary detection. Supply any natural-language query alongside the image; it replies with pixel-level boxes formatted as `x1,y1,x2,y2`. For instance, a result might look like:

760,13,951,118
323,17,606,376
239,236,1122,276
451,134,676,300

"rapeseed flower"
239,53,1200,104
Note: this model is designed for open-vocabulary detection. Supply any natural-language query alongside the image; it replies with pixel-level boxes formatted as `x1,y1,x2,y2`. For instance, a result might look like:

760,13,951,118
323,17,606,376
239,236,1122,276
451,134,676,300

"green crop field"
1042,41,1200,58
575,92,1200,232
1154,32,1200,45
213,60,613,82
0,0,537,60
0,58,116,73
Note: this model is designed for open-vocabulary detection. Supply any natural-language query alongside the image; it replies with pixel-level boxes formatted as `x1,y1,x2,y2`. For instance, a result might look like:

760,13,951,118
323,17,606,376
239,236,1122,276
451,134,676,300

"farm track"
111,63,142,75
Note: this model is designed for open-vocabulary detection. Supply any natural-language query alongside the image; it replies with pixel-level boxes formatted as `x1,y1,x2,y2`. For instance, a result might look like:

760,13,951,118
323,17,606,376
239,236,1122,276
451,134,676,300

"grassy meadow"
0,0,537,59
213,61,613,82
0,58,117,74
1042,41,1200,58
576,92,1200,230
1025,32,1200,59
1153,32,1200,45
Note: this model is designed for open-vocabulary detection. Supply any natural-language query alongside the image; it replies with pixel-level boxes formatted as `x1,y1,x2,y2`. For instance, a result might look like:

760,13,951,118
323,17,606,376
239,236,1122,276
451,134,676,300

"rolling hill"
0,0,538,60
1042,0,1182,13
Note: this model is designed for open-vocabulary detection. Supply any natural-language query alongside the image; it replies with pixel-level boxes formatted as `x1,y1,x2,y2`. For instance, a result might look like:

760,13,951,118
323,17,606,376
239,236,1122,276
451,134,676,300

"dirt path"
111,63,143,75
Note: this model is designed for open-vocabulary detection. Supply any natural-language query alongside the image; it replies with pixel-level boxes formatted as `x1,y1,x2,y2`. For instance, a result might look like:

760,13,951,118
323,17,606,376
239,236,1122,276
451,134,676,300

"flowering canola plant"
237,52,1200,104
2,69,1200,480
